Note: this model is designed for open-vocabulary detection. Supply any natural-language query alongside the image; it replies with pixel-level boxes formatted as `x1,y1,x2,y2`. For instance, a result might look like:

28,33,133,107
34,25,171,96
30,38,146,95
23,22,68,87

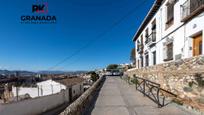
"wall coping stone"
59,76,104,115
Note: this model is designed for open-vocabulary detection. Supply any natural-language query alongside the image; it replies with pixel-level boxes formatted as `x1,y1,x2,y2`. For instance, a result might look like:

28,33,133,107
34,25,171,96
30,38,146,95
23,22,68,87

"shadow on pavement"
40,103,70,115
83,76,107,115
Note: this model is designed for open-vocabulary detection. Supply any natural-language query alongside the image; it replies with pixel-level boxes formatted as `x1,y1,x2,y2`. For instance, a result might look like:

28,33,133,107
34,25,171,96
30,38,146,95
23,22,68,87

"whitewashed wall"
135,0,204,68
12,79,66,98
1,81,84,115
0,90,69,115
71,83,84,99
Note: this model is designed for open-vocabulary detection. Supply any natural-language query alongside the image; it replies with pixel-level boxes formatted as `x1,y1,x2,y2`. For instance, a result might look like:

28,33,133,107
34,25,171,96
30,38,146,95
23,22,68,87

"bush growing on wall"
89,71,99,82
195,74,204,88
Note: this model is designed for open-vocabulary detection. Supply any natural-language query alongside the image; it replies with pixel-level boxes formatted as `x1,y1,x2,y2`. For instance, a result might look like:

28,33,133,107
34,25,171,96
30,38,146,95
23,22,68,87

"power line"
59,24,140,70
48,0,148,70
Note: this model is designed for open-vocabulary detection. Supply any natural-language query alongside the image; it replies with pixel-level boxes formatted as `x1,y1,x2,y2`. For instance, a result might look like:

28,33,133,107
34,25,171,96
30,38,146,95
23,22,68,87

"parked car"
105,72,112,76
113,72,123,76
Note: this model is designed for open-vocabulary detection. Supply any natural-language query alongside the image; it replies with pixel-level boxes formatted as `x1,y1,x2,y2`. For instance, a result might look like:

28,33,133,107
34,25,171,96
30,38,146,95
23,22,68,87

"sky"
0,0,154,71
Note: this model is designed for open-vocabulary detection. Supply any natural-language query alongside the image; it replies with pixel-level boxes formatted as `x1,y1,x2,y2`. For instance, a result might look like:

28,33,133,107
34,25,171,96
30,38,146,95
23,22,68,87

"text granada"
21,15,56,22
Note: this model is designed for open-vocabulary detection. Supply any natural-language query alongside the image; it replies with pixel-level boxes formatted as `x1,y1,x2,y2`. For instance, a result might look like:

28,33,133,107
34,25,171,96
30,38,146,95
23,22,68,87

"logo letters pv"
32,4,45,13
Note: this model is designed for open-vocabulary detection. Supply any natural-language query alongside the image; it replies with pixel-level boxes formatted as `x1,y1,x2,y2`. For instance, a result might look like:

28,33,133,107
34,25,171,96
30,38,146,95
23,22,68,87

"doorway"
69,87,72,103
193,34,202,56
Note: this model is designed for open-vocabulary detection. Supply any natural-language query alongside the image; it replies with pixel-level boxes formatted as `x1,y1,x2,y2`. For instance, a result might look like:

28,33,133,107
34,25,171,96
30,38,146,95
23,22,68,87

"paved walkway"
88,76,200,115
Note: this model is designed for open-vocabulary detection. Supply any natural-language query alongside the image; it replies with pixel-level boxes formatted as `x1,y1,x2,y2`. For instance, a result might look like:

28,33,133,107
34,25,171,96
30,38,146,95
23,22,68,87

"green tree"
89,71,99,82
106,64,118,71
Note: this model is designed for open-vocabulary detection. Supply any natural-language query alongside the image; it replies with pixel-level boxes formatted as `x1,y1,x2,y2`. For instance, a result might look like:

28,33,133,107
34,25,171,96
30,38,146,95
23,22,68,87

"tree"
89,71,99,82
106,64,118,70
130,48,136,65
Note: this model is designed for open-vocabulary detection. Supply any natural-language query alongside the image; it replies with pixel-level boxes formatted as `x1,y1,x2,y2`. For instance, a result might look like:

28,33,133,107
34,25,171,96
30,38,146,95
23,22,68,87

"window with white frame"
152,51,156,65
166,0,176,29
145,53,149,66
163,42,173,61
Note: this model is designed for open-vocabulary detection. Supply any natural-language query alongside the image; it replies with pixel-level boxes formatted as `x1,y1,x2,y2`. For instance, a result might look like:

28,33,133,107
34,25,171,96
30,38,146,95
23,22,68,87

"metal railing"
133,76,177,107
145,31,156,46
137,44,143,54
145,38,149,44
181,0,204,21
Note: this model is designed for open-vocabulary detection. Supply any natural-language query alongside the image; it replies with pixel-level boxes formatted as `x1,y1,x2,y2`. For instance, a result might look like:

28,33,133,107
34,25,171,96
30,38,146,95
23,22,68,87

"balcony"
137,44,144,54
181,0,204,22
145,36,149,44
146,31,156,47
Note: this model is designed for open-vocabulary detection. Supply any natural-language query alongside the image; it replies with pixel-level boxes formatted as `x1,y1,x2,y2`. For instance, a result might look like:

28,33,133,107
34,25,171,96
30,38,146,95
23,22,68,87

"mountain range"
0,70,88,76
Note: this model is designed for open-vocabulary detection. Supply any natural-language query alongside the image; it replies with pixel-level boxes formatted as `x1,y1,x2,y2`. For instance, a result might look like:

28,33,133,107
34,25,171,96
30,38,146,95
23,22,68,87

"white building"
133,0,204,68
12,79,66,98
12,77,84,102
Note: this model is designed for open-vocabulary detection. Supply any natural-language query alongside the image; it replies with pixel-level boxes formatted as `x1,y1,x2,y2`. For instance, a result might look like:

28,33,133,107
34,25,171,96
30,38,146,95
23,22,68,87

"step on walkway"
88,76,200,115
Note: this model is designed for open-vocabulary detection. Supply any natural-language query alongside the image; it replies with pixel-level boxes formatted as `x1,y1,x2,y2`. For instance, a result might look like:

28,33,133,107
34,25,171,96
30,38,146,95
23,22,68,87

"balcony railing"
181,0,204,22
146,31,156,47
137,44,143,54
145,38,148,44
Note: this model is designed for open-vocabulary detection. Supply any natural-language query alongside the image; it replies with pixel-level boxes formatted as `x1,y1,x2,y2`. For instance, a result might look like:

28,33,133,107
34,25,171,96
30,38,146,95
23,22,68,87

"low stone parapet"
59,76,105,115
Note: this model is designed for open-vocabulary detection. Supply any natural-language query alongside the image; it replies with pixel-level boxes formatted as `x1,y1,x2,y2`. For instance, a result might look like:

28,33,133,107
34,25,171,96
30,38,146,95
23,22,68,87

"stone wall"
125,55,204,111
59,76,105,115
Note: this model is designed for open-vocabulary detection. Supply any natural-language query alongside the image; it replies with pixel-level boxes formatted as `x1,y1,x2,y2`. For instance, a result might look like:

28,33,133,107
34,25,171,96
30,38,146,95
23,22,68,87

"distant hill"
0,70,36,77
37,70,88,75
0,70,10,75
0,70,88,77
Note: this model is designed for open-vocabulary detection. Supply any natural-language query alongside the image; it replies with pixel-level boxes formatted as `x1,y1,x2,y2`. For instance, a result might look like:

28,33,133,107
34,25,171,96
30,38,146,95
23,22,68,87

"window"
141,34,143,45
141,56,143,67
145,29,149,44
138,35,144,54
165,42,173,61
152,19,156,31
166,1,175,28
137,40,139,51
145,54,149,66
181,0,204,22
152,51,156,65
167,43,173,59
151,19,156,43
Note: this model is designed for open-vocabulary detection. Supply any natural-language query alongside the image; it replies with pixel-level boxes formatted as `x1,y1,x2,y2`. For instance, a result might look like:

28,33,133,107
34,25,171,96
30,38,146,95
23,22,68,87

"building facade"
12,79,67,98
133,0,204,68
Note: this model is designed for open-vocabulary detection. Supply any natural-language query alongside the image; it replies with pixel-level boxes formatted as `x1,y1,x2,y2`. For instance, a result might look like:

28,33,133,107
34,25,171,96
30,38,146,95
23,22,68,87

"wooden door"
193,34,202,56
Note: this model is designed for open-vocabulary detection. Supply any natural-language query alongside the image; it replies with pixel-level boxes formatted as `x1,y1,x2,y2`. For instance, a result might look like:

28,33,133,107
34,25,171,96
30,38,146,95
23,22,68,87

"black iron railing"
145,38,149,44
181,0,204,21
133,76,177,107
137,44,143,54
145,31,156,46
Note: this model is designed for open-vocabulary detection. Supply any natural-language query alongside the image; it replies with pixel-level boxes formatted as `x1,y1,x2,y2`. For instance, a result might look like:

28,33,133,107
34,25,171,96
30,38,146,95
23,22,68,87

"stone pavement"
87,76,200,115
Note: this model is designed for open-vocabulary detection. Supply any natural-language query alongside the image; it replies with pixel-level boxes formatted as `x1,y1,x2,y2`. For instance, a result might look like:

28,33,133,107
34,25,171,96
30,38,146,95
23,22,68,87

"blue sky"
0,0,154,71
